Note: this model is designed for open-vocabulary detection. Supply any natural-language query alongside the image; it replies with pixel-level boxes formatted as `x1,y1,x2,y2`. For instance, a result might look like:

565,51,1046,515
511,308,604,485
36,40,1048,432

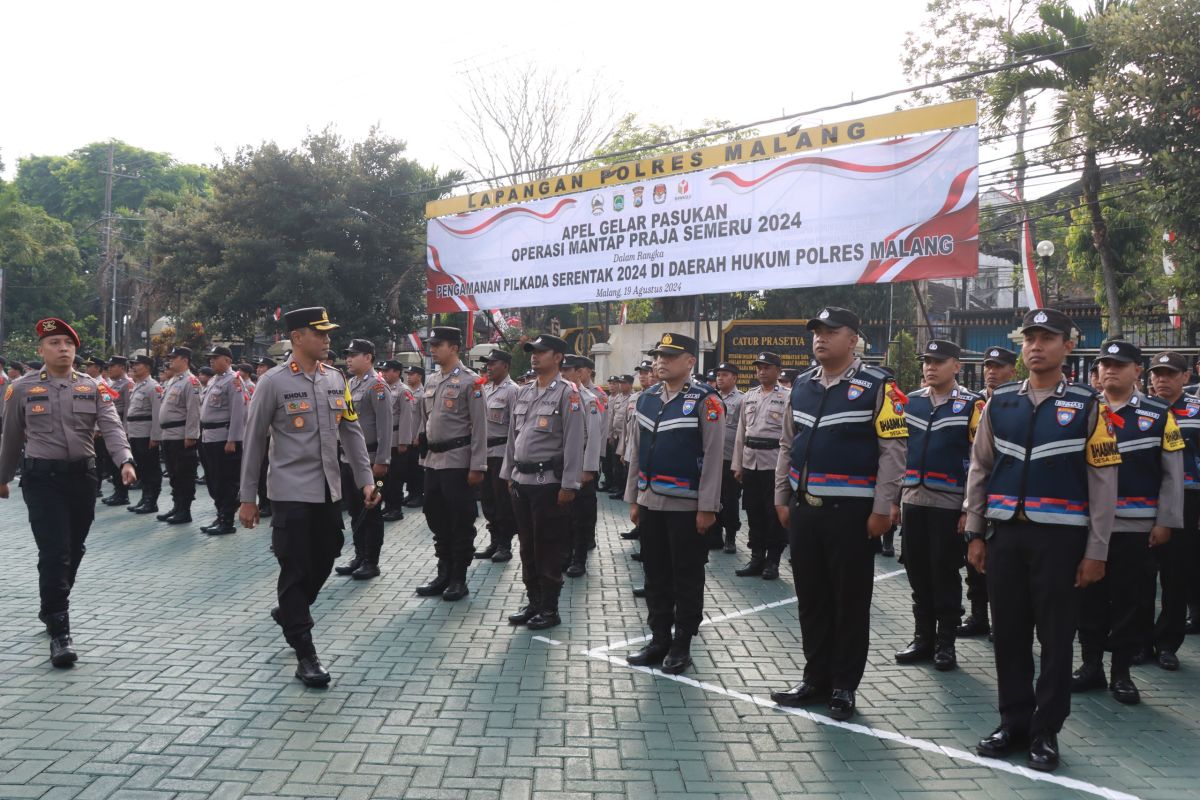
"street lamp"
1036,240,1055,300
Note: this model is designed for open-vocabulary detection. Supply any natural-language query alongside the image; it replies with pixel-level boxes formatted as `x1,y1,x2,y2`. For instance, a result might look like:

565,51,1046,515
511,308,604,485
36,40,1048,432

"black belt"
22,457,96,475
200,421,230,430
367,444,378,454
160,420,185,429
427,435,471,453
392,425,400,431
516,459,560,474
487,436,508,447
745,436,779,450
127,415,152,422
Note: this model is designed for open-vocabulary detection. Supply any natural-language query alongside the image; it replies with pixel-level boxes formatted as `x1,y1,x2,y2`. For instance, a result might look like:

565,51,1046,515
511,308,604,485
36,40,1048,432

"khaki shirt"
0,369,133,483
109,375,132,420
733,383,786,472
159,370,202,441
719,387,743,462
199,369,248,443
901,382,976,512
579,383,604,473
622,382,725,512
388,379,420,449
125,377,164,440
1106,391,1183,533
501,373,586,489
484,377,519,459
609,391,629,450
421,363,488,471
773,359,907,516
963,380,1118,561
622,390,642,461
239,356,373,504
344,369,392,466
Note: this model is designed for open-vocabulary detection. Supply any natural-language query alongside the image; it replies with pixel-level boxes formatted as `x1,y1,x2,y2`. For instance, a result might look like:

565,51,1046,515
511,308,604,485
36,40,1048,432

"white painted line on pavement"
531,635,562,646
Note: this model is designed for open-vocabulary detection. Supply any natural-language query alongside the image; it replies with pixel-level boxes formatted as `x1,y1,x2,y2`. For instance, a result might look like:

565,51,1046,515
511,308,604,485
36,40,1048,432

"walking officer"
198,345,248,535
415,327,487,601
502,334,584,630
561,354,604,577
100,356,133,506
474,348,518,563
894,339,983,671
1072,340,1181,705
380,359,417,522
622,333,724,674
733,351,789,579
0,318,137,666
709,362,743,553
156,346,201,525
770,307,907,721
254,357,276,518
125,354,164,514
238,306,377,687
964,308,1119,771
333,339,392,579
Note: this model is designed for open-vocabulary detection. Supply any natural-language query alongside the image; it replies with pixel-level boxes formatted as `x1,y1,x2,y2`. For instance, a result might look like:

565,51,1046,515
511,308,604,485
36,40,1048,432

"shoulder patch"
704,394,722,421
3,385,11,402
1087,402,1123,467
1163,411,1186,452
189,375,199,386
876,381,909,439
473,375,486,386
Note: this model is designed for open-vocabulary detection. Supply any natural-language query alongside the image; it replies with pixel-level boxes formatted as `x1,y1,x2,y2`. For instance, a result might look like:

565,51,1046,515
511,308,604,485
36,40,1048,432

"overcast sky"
2,0,1068,194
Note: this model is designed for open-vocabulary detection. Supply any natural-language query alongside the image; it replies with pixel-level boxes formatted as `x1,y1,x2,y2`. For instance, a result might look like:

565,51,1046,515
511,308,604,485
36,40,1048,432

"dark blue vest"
788,364,894,498
1169,393,1200,489
985,381,1096,526
903,385,980,495
1112,394,1171,518
636,382,717,499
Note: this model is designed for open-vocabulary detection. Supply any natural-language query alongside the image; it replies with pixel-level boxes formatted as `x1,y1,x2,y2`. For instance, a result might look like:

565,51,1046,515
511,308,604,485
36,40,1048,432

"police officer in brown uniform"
125,354,164,514
416,327,488,601
502,334,584,630
733,351,789,579
402,365,427,507
239,307,377,687
0,318,136,666
199,345,248,535
333,338,392,579
475,348,519,563
380,359,418,521
156,346,201,524
100,356,133,506
710,362,743,553
562,354,605,577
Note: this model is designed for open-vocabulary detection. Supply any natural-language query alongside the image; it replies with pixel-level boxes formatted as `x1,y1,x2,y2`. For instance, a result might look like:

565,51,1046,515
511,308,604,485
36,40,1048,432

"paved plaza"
0,487,1197,799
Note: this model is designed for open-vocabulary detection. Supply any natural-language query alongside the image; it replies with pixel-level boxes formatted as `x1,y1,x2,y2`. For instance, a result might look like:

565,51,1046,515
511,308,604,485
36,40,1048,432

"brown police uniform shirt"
484,377,519,459
159,370,202,441
733,383,787,472
501,374,585,490
421,363,487,472
125,377,164,441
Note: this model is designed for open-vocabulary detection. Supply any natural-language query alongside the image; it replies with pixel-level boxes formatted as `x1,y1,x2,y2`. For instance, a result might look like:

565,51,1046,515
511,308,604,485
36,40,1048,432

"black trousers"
640,507,710,638
479,455,517,548
963,546,989,616
383,445,406,511
130,438,162,497
707,460,742,546
201,440,242,517
401,448,423,498
900,503,963,641
987,520,1086,736
789,497,874,691
743,468,786,557
569,479,598,561
512,482,570,611
1079,530,1155,672
270,486,344,656
423,467,478,577
341,462,384,563
1153,490,1198,653
162,439,199,507
612,452,628,495
22,468,98,615
602,441,616,489
95,435,111,483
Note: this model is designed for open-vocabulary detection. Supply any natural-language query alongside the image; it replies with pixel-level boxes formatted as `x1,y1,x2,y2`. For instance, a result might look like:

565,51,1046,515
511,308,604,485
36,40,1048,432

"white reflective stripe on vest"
993,437,1027,460
1116,436,1160,454
653,416,699,432
930,416,969,430
815,409,874,428
904,414,929,430
1028,438,1087,461
792,409,816,426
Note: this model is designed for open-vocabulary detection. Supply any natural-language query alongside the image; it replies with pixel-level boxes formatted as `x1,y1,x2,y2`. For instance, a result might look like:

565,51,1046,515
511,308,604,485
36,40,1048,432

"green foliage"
885,330,923,393
1063,191,1159,309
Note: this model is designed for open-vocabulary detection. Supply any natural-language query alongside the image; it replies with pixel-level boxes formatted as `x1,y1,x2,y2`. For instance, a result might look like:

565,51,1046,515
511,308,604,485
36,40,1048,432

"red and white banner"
426,127,978,312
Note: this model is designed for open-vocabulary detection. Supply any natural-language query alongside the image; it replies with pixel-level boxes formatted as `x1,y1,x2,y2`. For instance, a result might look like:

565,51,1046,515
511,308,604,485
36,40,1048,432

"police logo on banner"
1138,415,1154,432
1057,407,1076,426
681,399,696,415
847,384,863,400
952,399,967,413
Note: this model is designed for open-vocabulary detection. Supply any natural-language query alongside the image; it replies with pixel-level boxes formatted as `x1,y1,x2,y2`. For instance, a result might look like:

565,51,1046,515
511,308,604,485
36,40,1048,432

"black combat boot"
735,551,765,577
416,560,451,596
47,612,78,668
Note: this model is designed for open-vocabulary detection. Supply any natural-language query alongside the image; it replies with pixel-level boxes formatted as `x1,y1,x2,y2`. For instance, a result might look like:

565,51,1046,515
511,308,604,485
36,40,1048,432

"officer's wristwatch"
963,529,985,543
120,458,136,468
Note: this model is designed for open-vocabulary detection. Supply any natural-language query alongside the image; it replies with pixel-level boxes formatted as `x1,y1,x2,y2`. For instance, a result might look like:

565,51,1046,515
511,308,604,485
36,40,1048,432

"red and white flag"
618,303,628,325
406,332,425,355
272,307,282,322
1164,231,1180,329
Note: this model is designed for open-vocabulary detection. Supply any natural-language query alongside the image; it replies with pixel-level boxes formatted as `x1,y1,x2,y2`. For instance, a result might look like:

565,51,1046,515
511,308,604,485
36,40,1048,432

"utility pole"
102,142,116,352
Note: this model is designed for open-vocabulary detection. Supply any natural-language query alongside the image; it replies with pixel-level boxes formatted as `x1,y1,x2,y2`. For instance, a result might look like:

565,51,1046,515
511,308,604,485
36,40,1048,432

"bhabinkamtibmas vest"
903,386,983,495
788,364,906,498
1111,394,1183,518
985,381,1118,526
636,382,720,499
1168,393,1200,489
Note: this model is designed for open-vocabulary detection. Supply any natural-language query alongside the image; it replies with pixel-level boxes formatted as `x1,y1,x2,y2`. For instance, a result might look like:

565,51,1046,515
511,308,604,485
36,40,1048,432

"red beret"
36,318,80,348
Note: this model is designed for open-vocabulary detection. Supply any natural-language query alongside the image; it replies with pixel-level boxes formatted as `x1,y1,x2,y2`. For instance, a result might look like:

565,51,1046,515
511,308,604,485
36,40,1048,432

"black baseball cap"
563,354,595,370
714,362,739,375
704,370,716,380
198,366,215,377
1097,339,1140,364
284,306,339,332
780,368,802,383
88,356,107,368
1148,351,1188,373
427,326,462,346
808,307,861,332
649,332,698,357
381,359,405,371
206,345,233,360
619,374,634,383
524,334,568,354
404,365,426,377
1019,308,1074,337
108,355,130,367
478,348,513,364
256,356,277,369
983,346,1017,366
167,347,192,360
636,360,653,372
131,354,155,367
344,338,375,355
752,351,783,368
922,339,962,361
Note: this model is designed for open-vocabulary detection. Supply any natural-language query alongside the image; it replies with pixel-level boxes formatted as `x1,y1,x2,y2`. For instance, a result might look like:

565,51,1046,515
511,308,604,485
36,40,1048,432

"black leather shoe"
270,607,282,627
762,560,780,581
976,726,1028,758
126,498,147,513
335,558,363,576
770,681,829,707
442,580,469,601
895,637,934,664
508,606,539,625
403,495,424,508
735,553,765,577
295,654,331,687
1110,675,1140,704
102,494,129,507
258,504,273,519
630,551,642,562
527,610,561,630
156,507,179,522
50,635,78,667
565,562,586,578
133,499,159,514
957,613,990,637
626,638,671,666
166,509,192,524
200,518,222,533
474,544,498,560
632,586,646,598
381,509,404,522
1186,614,1199,634
352,562,381,580
1131,647,1150,666
206,518,236,535
1071,661,1107,692
621,529,639,540
827,689,856,720
660,638,692,675
723,533,736,554
492,547,513,563
933,642,957,671
1027,732,1059,772
1156,649,1180,671
415,566,450,596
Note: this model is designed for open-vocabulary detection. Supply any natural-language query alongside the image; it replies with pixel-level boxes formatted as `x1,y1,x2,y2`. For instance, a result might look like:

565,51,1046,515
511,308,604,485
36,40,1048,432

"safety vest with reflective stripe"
1169,393,1200,489
903,386,979,495
1113,393,1171,518
636,382,716,499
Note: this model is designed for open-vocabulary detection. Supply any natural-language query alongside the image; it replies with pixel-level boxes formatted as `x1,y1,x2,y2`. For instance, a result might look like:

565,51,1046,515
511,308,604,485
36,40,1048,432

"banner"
426,126,979,313
720,320,813,389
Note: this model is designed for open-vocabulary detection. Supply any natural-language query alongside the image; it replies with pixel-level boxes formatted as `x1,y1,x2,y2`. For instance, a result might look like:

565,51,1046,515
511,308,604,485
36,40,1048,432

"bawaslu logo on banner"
426,100,979,313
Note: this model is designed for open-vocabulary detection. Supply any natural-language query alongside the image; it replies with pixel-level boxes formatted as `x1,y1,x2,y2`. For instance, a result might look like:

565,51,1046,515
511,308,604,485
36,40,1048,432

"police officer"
86,357,110,496
415,327,487,601
198,345,248,535
608,374,634,500
100,356,133,506
895,339,983,672
562,354,604,577
958,345,1018,638
964,308,1119,771
780,368,801,390
402,365,426,508
1073,340,1181,705
156,347,201,524
0,318,136,666
474,348,519,563
125,354,164,514
733,351,789,579
709,362,743,553
239,307,377,687
380,359,417,522
1147,351,1199,665
622,333,724,674
334,339,392,579
770,307,907,721
254,357,277,518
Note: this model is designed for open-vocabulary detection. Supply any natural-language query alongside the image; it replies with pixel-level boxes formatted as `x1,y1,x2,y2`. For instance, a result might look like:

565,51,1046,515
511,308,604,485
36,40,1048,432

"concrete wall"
593,322,715,379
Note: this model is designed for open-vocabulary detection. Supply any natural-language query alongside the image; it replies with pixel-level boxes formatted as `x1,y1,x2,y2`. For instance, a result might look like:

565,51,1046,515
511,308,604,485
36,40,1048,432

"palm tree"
989,1,1127,336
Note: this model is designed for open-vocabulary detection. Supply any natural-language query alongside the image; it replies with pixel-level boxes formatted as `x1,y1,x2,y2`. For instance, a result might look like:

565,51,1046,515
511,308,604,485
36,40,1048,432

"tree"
1063,190,1161,311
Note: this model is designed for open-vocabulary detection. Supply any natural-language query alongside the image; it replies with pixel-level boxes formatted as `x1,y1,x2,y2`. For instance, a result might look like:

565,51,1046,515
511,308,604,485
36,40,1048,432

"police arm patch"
1086,403,1122,467
1163,412,1186,452
968,398,985,443
705,395,722,421
875,381,909,439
